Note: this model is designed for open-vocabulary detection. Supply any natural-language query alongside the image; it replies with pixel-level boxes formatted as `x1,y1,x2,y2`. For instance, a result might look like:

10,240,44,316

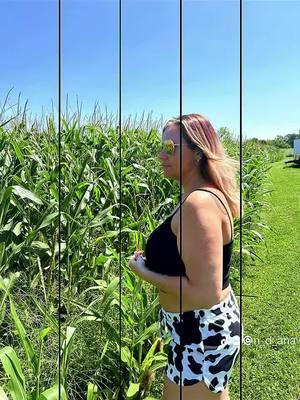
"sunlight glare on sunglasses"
161,139,185,155
161,139,182,155
162,139,175,155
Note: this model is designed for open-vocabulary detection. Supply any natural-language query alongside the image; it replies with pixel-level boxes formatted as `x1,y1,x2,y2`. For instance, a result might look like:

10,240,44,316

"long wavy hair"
162,113,240,219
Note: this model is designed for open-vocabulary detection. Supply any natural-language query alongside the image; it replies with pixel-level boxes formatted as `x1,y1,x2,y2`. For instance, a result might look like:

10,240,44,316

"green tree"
284,131,300,147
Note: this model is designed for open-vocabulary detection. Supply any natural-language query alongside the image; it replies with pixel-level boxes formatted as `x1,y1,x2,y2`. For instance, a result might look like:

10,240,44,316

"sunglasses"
161,139,188,155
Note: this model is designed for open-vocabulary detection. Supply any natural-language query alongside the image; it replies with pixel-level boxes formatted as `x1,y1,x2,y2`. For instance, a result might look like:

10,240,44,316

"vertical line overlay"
58,0,61,398
240,0,243,398
118,0,122,394
179,0,183,397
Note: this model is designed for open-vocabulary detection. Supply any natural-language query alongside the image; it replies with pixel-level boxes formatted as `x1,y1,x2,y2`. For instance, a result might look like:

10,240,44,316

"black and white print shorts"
157,285,243,394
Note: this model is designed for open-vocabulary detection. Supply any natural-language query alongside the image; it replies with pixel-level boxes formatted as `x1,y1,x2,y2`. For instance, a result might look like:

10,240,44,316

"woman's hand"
128,251,147,278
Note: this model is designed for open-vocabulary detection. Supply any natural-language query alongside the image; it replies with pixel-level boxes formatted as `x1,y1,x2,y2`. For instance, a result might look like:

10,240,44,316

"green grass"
242,153,300,400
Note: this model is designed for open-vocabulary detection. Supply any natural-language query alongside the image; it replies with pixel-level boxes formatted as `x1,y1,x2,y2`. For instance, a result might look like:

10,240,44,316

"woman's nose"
158,151,168,160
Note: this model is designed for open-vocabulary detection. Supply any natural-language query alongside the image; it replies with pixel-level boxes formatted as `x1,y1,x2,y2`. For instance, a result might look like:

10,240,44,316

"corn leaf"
0,346,26,400
12,185,43,205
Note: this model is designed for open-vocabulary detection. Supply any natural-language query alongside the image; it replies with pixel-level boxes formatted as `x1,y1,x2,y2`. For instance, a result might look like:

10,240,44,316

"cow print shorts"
157,285,242,394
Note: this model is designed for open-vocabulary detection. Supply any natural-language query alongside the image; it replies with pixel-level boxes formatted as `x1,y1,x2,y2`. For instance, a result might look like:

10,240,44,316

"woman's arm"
177,191,224,301
129,253,192,297
140,267,192,297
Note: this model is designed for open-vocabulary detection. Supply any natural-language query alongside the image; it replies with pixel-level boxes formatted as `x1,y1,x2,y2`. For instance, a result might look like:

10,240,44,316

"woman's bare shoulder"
192,187,231,216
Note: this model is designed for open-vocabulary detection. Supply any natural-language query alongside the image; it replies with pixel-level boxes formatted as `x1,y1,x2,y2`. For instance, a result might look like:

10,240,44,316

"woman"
129,113,242,400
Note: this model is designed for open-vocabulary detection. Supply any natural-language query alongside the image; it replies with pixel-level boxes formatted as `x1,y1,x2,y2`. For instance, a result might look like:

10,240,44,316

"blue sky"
0,0,299,140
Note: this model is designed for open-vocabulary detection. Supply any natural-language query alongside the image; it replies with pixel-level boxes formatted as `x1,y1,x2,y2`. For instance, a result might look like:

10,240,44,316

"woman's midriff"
159,285,231,313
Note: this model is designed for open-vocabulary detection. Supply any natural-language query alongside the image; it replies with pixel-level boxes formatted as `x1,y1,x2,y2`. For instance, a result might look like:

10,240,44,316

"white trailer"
294,138,300,161
285,138,300,165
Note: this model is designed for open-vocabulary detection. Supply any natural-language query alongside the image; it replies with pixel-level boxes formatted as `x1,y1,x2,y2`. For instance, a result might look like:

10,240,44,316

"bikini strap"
181,189,233,241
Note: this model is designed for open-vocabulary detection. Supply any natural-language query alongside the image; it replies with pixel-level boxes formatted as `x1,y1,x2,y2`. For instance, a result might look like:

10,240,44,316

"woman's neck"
181,177,215,198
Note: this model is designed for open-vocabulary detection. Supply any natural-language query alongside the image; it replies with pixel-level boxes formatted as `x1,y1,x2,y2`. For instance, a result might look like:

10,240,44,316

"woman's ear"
194,148,203,163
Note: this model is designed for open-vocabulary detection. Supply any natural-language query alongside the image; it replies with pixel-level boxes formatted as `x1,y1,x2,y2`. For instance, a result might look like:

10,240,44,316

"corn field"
0,104,287,399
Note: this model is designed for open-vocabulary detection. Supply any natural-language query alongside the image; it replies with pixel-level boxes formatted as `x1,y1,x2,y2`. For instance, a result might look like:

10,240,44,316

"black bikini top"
144,189,234,290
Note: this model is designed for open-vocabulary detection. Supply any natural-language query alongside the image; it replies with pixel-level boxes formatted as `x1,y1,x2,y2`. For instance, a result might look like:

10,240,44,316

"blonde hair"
163,113,240,219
